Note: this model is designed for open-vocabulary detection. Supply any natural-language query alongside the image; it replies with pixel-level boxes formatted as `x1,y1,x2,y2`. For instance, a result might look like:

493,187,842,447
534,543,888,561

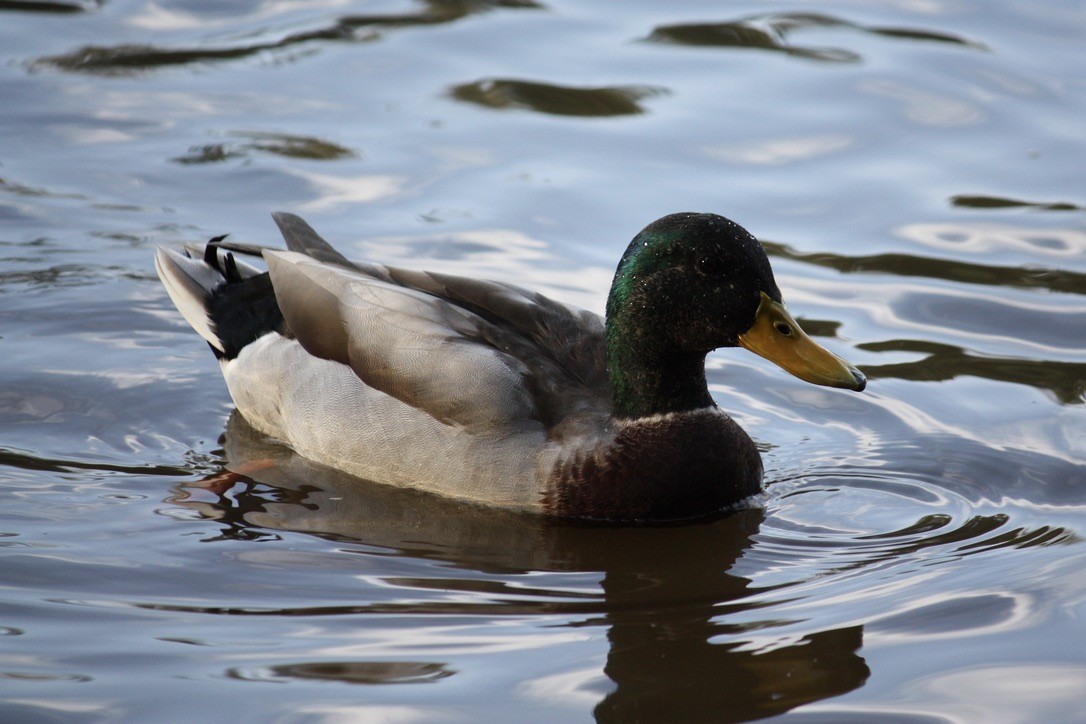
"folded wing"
265,214,610,433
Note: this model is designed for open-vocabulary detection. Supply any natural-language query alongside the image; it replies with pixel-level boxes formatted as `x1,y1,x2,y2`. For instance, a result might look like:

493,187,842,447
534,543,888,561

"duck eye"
695,255,724,276
774,322,793,337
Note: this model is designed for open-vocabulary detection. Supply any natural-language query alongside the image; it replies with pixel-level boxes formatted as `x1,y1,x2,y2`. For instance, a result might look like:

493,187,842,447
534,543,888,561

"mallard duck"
156,212,865,521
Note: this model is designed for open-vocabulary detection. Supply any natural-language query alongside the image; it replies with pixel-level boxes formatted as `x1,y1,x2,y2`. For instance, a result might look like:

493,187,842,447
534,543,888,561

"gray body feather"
157,213,615,511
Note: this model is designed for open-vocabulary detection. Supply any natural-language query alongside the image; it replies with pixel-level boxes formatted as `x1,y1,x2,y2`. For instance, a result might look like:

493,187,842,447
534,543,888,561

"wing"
264,224,610,433
271,214,606,384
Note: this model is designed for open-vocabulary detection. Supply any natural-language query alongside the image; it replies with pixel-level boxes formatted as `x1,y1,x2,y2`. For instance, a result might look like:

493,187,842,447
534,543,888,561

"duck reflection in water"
169,412,869,721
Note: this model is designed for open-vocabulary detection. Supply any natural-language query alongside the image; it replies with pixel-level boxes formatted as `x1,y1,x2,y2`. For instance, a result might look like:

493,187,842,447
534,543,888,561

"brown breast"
543,408,763,521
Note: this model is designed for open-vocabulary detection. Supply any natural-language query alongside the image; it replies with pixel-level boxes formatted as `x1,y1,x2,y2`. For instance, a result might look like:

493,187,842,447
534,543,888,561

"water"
2,0,1085,721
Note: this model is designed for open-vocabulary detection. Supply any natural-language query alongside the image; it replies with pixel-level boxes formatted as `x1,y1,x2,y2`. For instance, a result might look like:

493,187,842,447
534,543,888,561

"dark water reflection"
646,13,984,62
763,240,1086,297
33,0,542,75
0,0,97,13
145,408,1081,719
860,338,1086,403
174,132,356,165
228,660,456,685
163,414,868,722
450,79,664,116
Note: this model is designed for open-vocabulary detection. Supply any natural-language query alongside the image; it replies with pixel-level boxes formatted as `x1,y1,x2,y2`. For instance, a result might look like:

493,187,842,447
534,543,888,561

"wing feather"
266,252,539,430
265,214,611,434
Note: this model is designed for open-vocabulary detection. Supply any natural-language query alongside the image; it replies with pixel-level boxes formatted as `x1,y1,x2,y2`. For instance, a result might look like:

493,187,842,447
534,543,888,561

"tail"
155,239,277,359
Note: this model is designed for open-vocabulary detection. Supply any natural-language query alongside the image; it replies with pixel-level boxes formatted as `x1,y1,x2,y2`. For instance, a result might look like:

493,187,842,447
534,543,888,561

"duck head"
605,212,865,420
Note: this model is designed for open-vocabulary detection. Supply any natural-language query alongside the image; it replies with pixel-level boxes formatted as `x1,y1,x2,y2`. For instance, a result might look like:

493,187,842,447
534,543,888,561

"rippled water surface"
3,1,1085,721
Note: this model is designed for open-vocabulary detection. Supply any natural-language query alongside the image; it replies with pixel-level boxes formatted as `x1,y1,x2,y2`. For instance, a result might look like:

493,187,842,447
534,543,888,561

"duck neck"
606,322,715,421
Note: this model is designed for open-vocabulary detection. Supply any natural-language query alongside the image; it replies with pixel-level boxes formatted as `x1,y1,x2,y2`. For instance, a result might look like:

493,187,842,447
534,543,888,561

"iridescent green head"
605,212,865,420
607,213,780,353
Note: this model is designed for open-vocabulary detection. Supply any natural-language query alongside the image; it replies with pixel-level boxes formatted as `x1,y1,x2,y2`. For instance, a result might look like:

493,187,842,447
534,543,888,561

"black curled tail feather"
155,237,288,361
205,266,286,360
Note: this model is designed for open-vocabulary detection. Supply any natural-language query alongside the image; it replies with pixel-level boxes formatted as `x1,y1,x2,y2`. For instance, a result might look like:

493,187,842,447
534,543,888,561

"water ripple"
950,194,1083,212
450,79,666,117
762,239,1086,295
645,12,984,63
226,660,455,685
0,0,98,13
173,131,356,165
31,1,543,75
858,339,1086,404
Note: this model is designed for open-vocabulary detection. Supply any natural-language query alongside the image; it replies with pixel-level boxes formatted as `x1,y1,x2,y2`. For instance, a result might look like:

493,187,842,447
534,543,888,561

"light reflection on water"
2,0,1086,721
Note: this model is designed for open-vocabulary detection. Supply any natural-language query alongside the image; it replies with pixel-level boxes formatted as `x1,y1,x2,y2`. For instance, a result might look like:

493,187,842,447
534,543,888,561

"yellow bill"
738,292,866,391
